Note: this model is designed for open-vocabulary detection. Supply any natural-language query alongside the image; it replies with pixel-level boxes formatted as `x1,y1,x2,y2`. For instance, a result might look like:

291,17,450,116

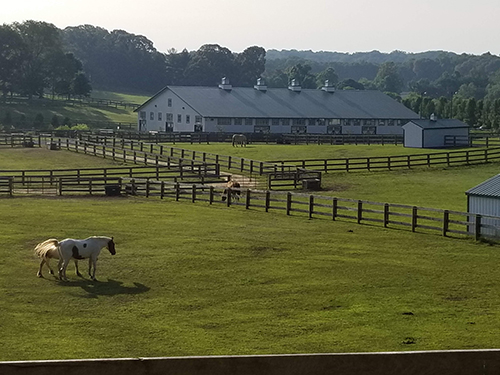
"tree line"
0,21,91,100
3,21,500,130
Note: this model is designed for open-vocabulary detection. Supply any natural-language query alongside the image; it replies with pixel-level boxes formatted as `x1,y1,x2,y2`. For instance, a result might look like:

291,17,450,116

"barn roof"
466,174,500,198
403,118,470,130
135,86,420,119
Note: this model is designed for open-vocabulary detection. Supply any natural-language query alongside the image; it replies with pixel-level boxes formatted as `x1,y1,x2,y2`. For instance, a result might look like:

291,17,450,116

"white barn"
134,79,419,134
402,117,470,148
466,174,500,238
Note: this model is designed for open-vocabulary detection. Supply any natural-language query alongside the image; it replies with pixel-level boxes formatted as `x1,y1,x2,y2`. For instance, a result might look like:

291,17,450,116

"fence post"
145,179,150,198
192,184,196,203
246,189,251,209
412,206,418,232
209,186,214,204
357,200,362,223
265,191,270,212
175,182,180,201
309,195,314,219
286,192,292,215
160,181,165,199
384,203,389,227
475,214,482,241
226,188,232,207
443,210,449,237
332,198,338,220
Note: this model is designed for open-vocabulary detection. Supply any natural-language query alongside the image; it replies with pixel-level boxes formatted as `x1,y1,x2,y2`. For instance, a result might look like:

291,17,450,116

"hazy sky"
2,0,499,55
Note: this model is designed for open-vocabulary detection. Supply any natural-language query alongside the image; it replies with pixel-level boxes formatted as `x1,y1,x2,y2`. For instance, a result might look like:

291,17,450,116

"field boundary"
2,349,500,375
267,147,500,172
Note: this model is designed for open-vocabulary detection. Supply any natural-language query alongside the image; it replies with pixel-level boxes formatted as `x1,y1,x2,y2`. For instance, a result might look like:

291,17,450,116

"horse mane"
34,238,59,259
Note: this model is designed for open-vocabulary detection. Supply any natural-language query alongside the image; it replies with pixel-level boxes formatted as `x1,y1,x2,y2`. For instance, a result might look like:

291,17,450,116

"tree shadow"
58,278,150,298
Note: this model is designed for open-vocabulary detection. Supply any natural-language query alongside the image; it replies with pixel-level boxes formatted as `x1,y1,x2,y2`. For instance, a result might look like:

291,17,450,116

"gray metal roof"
404,118,470,129
466,174,500,197
136,86,420,119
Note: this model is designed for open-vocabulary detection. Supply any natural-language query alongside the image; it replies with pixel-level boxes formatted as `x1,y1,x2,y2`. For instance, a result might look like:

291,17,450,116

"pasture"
2,196,500,361
1,144,500,361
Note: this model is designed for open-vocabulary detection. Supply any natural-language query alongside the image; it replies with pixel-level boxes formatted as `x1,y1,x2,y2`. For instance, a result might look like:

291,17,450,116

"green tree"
315,67,338,88
234,46,266,86
0,24,24,98
12,20,63,99
71,72,92,97
373,62,403,93
287,63,315,88
33,113,44,129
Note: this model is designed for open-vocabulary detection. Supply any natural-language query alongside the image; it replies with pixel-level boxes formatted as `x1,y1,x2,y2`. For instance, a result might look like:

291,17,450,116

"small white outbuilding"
402,117,470,148
466,174,500,238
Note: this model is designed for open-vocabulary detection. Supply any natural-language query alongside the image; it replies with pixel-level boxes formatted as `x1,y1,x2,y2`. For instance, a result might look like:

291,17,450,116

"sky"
2,0,500,56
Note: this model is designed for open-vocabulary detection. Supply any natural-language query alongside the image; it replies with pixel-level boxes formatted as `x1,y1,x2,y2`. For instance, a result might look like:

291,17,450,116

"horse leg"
37,258,45,278
46,258,55,276
88,258,93,278
59,258,70,281
74,260,82,277
90,257,98,281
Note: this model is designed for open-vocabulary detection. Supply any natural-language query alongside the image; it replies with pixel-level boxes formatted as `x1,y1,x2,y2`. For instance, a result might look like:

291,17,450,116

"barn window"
168,98,172,107
234,118,243,125
158,112,162,121
195,115,202,123
186,115,190,124
177,114,182,123
245,118,253,126
255,118,269,126
150,112,154,120
217,118,231,125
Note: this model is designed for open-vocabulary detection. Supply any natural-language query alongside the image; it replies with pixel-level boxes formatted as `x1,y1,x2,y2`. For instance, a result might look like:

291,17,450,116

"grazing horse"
232,134,247,147
221,180,241,202
34,236,116,281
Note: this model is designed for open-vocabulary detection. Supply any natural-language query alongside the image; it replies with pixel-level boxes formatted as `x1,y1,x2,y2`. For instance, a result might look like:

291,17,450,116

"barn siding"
468,195,500,236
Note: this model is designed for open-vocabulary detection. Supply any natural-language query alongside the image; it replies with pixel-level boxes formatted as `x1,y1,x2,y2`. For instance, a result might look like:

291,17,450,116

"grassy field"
0,90,149,129
1,196,499,361
1,144,500,361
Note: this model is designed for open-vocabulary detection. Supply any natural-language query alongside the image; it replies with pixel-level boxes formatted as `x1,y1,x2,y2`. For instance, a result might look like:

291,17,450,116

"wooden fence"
268,147,500,173
45,138,221,177
0,165,225,195
117,179,499,241
282,133,403,145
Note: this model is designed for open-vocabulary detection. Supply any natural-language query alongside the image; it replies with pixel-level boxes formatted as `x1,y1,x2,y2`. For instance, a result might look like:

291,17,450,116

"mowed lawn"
1,145,500,360
1,196,500,361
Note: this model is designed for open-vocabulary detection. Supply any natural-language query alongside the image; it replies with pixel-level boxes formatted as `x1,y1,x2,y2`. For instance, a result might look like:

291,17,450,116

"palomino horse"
232,134,247,147
34,236,116,281
221,180,241,202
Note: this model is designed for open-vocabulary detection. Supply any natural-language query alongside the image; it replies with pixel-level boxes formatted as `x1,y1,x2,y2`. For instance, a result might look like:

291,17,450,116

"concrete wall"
2,350,500,375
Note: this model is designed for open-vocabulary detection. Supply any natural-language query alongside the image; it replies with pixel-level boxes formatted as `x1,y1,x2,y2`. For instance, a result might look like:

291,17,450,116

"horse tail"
34,239,60,259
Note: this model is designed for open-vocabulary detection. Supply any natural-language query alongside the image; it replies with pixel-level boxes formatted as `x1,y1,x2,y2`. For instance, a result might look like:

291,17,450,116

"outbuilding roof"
403,118,470,130
466,174,500,198
135,86,420,119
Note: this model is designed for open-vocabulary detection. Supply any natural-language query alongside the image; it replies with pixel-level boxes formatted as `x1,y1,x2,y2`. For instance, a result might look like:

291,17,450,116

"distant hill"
265,49,456,64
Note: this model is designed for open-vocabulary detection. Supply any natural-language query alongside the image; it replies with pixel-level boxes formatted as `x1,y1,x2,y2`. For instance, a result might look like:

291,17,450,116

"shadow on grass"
58,278,150,298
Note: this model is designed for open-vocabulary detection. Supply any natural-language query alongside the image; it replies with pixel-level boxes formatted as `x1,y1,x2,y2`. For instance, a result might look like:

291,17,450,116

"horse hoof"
37,273,43,278
49,270,54,275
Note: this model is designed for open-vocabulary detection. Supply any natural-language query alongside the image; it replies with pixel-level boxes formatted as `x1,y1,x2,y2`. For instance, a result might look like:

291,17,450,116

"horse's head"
107,237,116,255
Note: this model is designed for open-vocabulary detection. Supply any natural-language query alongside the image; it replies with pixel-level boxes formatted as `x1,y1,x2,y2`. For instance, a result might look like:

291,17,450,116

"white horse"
34,236,116,281
232,134,247,147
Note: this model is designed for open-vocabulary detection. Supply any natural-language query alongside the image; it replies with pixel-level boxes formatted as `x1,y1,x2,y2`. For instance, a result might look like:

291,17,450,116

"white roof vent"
254,78,267,91
219,77,232,91
322,80,335,93
288,79,301,92
430,113,437,122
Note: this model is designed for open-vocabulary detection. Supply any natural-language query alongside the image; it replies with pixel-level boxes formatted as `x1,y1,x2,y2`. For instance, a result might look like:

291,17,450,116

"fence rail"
282,133,403,145
118,179,499,241
268,147,500,172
